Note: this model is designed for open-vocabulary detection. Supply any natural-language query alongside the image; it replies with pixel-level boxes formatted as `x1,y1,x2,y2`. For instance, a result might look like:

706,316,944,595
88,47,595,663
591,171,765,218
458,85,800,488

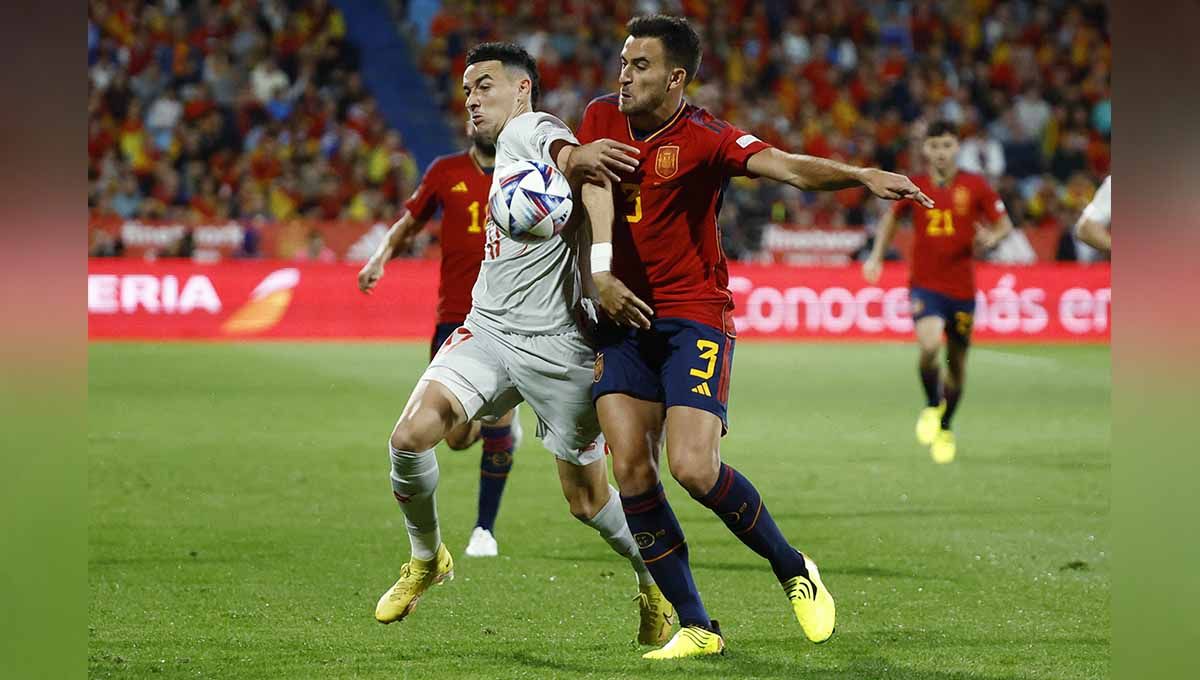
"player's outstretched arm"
357,211,426,295
746,148,934,208
582,180,653,329
862,210,899,284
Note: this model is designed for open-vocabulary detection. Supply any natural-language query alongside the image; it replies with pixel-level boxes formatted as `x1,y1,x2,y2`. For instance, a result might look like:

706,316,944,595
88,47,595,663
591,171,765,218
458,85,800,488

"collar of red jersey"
627,100,687,143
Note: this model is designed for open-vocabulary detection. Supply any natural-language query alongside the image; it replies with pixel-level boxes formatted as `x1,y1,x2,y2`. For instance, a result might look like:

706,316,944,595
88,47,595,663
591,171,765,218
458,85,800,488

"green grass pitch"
89,342,1109,679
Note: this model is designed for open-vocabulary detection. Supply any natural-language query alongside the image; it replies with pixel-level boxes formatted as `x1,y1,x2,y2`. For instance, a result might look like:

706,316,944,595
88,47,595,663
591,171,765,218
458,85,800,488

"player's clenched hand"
357,258,385,295
594,272,653,330
861,168,935,208
975,228,1005,251
571,139,640,183
862,256,883,284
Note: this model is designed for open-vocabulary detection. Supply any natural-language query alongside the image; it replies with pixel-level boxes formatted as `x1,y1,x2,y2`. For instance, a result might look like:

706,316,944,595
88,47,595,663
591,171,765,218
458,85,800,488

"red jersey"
577,95,772,334
890,171,1006,300
404,151,492,324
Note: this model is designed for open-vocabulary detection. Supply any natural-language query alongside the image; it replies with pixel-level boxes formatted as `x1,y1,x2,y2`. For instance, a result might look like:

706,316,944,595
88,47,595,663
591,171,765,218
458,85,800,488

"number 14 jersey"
404,151,492,325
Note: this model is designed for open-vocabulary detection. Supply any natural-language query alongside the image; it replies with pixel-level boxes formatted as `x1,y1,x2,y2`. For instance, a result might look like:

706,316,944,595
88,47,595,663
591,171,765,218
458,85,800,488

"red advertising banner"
88,260,1110,342
727,262,1110,341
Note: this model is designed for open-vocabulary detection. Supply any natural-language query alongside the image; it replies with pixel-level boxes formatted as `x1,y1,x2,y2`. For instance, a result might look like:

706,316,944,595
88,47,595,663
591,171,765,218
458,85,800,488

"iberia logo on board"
88,265,304,338
220,268,300,335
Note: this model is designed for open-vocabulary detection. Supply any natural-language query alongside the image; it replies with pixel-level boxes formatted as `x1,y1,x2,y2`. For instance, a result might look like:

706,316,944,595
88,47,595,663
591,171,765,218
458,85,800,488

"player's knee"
443,436,470,451
610,451,657,494
443,425,478,451
945,370,965,391
566,497,598,522
670,467,715,497
918,345,940,365
390,409,446,453
559,483,600,521
667,448,719,497
390,427,434,453
947,362,966,382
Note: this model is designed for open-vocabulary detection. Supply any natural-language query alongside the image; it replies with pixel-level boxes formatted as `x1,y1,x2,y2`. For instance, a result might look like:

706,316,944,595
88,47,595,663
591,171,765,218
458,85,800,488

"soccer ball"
489,160,573,242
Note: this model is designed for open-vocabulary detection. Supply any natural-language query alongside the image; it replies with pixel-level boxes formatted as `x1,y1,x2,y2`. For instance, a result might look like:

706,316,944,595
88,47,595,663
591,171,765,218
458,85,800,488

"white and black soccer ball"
489,160,573,242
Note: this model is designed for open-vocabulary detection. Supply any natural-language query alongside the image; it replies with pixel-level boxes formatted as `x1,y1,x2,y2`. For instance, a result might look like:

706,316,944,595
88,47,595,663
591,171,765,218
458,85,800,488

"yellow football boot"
783,554,836,643
642,622,725,660
635,583,675,645
930,429,957,464
374,544,454,624
916,402,946,445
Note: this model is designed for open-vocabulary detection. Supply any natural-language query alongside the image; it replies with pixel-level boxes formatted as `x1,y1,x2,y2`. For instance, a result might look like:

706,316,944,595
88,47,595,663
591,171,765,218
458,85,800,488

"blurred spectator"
300,229,336,262
110,175,144,219
1014,84,1052,140
957,115,1006,180
131,61,169,102
203,50,242,106
994,110,1042,179
146,90,183,142
239,222,263,258
172,228,195,258
89,227,124,257
252,55,290,104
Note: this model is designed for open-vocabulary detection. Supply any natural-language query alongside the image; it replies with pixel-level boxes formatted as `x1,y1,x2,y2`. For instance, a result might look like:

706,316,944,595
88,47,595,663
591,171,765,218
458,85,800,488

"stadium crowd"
412,0,1110,260
89,0,1110,263
88,0,421,244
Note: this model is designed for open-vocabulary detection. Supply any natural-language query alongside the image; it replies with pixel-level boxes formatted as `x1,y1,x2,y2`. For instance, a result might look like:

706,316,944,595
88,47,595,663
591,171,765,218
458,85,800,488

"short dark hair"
627,14,702,84
926,120,959,138
465,42,541,108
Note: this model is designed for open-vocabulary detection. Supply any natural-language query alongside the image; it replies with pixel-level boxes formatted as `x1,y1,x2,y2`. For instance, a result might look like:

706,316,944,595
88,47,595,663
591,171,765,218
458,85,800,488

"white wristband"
591,242,613,273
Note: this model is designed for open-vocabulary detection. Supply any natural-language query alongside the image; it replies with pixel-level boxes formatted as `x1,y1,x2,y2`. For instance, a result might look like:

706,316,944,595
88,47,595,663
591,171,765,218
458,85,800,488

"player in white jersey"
373,42,674,647
1074,175,1111,254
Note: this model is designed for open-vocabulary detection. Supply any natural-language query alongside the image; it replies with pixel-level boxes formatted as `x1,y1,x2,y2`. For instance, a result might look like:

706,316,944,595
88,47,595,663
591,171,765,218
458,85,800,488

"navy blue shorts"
430,321,464,361
910,287,975,345
592,318,735,432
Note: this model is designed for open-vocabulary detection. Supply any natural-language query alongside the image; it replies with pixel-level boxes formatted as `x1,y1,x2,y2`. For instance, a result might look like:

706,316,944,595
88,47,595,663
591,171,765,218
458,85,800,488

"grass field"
88,342,1109,679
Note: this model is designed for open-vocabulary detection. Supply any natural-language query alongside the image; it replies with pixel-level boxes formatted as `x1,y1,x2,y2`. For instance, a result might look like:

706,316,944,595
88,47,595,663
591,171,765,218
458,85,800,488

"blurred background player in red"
863,120,1013,464
358,119,519,558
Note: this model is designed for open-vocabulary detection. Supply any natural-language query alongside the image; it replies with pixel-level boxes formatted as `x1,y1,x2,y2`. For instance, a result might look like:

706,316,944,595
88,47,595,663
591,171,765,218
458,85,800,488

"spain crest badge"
655,146,680,179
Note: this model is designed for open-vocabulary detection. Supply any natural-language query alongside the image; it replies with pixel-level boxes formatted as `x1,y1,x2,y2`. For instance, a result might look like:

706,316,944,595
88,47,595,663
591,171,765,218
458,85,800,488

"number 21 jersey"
890,171,1006,300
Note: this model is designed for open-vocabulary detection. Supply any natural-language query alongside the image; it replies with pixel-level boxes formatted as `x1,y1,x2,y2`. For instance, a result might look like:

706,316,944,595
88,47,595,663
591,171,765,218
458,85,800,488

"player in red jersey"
358,121,521,558
863,120,1013,464
576,15,933,659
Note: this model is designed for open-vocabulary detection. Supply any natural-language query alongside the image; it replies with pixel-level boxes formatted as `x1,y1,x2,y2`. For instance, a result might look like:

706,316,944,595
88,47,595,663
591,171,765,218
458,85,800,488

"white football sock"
389,444,441,561
582,484,655,587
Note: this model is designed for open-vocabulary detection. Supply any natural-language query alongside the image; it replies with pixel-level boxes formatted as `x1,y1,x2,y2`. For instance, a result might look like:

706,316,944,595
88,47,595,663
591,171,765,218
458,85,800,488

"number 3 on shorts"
689,340,720,380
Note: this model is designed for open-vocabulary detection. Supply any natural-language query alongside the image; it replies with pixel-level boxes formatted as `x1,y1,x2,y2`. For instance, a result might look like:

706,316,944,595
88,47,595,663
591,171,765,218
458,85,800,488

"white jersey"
1081,175,1111,226
468,112,583,336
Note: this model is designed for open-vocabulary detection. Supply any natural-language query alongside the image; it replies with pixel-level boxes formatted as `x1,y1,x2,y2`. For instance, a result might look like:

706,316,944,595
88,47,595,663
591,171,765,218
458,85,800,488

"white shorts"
421,320,605,467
